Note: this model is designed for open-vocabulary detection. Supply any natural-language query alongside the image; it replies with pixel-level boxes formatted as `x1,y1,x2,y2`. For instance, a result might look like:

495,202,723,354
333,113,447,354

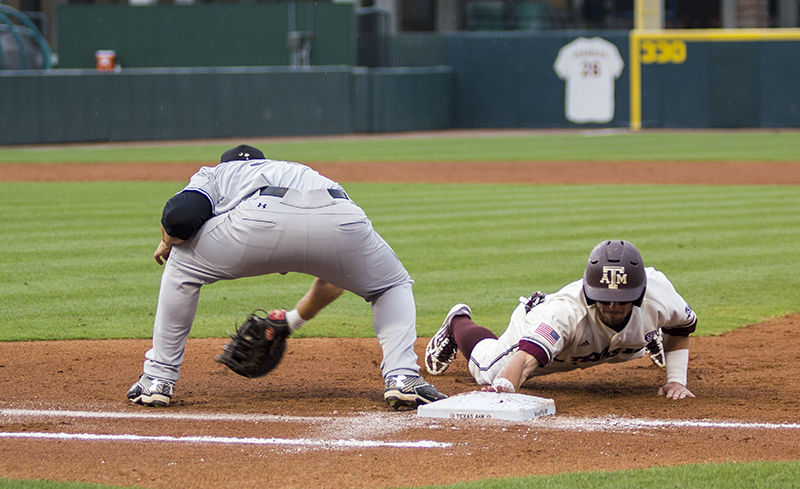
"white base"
417,391,556,422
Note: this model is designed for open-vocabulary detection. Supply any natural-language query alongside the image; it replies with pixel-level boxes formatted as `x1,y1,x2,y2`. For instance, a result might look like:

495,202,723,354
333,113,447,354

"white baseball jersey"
468,267,696,384
553,36,624,123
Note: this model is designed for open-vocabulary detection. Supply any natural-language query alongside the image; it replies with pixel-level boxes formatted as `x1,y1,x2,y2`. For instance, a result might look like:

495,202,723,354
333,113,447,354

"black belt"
259,187,348,200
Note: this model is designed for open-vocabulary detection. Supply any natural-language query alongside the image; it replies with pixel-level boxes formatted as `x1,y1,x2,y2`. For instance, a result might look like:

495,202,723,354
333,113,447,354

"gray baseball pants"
143,188,420,382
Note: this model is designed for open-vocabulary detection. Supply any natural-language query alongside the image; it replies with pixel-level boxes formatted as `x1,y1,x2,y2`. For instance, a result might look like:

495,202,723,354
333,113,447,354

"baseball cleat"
645,328,666,368
425,303,471,375
126,374,174,407
384,375,447,410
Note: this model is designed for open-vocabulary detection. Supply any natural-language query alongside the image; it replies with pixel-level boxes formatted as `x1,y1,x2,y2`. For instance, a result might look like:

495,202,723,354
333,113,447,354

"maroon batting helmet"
583,240,647,306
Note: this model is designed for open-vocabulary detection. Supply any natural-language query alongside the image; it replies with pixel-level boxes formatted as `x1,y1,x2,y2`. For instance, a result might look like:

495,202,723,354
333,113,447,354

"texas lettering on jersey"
565,345,643,364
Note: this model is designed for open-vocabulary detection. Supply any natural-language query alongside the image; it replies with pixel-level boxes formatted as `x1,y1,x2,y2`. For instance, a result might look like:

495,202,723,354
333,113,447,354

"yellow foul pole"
630,0,660,131
629,30,642,131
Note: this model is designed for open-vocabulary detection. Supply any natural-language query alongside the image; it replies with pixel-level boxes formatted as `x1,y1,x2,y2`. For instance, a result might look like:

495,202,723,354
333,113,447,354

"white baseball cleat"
425,303,471,375
126,374,174,407
384,374,447,410
645,328,666,368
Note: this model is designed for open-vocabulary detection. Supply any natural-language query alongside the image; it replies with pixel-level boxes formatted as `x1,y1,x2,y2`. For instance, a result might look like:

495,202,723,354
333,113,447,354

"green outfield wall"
629,29,800,129
353,66,454,133
3,3,799,144
56,3,356,68
408,31,630,129
0,66,453,145
390,30,800,130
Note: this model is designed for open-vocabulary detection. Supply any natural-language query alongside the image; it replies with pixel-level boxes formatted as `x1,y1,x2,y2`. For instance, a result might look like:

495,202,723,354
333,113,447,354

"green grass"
1,181,797,340
408,461,800,489
1,130,800,163
3,461,798,489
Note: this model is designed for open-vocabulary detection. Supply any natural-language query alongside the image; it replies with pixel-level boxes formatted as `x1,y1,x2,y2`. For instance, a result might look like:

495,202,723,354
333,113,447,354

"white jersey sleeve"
642,268,697,335
183,159,342,215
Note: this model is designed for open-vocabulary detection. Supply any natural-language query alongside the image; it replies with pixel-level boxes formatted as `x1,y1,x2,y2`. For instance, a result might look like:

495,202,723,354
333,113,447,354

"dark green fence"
389,31,631,129
0,66,454,145
641,40,800,128
56,3,356,69
353,67,453,133
389,31,800,129
4,6,800,146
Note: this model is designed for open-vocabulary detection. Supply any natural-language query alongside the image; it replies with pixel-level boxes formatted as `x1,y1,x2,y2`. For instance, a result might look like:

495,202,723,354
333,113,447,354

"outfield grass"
1,181,797,340
1,130,800,163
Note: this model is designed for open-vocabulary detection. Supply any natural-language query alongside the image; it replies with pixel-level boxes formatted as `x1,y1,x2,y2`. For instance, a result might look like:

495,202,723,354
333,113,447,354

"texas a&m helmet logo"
599,266,627,289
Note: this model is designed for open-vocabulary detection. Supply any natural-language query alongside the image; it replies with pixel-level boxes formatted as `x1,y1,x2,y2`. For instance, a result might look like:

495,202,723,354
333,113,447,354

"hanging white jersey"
553,36,625,123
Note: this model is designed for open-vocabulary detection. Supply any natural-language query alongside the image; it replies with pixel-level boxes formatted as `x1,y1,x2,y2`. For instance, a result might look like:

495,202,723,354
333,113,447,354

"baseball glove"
216,309,290,378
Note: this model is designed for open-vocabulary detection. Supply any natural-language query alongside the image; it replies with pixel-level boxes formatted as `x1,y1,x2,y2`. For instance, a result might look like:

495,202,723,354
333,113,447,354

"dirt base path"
0,315,799,489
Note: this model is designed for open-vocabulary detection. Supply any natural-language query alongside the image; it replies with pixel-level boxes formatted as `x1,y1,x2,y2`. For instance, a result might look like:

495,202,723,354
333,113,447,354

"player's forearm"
295,278,344,320
663,333,689,352
494,351,539,392
283,279,345,332
663,333,690,385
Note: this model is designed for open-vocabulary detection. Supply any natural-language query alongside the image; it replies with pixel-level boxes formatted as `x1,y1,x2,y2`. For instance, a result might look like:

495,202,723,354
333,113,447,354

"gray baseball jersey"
142,158,420,382
468,267,697,384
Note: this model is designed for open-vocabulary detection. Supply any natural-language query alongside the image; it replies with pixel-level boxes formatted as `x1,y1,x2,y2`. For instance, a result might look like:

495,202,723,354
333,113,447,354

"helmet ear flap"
632,286,646,307
583,240,647,305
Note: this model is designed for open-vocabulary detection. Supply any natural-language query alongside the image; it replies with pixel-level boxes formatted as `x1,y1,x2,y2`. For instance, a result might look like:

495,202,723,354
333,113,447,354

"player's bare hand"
658,381,695,400
154,240,172,265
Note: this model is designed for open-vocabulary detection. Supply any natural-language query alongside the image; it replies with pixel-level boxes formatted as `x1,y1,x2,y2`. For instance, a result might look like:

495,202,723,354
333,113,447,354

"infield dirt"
1,152,798,489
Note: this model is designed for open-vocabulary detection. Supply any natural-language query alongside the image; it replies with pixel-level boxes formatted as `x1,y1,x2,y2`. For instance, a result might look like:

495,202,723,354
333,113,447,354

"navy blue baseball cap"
220,144,265,163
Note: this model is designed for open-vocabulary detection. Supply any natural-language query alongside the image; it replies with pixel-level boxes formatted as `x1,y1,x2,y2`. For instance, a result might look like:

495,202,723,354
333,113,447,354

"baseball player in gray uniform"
426,240,697,399
127,144,446,410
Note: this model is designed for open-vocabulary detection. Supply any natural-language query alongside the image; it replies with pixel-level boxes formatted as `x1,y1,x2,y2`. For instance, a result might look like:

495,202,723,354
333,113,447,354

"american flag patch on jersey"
535,322,560,346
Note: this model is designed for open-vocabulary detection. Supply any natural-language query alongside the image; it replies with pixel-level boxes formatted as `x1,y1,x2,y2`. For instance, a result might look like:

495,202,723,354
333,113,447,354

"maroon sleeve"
663,321,697,337
519,339,550,367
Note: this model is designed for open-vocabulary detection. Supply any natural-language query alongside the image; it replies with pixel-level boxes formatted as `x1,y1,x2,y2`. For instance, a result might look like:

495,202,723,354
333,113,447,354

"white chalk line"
541,416,800,432
0,408,449,450
2,408,798,431
0,408,324,423
0,431,450,449
2,409,798,451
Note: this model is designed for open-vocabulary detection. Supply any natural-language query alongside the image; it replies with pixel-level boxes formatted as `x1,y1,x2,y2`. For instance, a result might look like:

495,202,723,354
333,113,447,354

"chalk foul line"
0,408,327,423
1,408,798,450
0,408,450,450
542,416,800,432
0,431,450,449
2,408,799,431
